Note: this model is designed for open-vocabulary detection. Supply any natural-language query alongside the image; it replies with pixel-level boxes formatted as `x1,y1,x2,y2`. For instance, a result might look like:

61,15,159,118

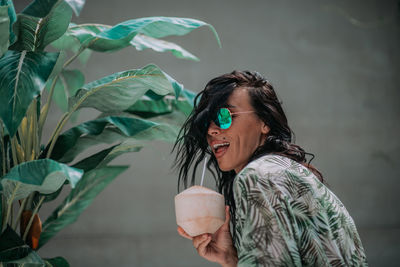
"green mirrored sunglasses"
213,108,255,129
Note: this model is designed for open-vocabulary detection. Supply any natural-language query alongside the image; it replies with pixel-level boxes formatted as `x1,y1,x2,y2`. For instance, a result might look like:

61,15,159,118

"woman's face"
206,87,269,173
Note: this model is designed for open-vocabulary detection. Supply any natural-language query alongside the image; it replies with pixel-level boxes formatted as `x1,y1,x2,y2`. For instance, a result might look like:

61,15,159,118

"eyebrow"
224,104,236,108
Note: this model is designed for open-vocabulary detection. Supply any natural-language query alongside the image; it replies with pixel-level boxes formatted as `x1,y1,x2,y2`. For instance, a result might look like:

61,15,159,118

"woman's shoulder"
235,154,321,194
238,154,311,178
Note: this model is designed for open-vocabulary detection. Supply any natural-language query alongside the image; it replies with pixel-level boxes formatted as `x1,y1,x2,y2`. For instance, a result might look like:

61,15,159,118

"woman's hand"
177,206,238,267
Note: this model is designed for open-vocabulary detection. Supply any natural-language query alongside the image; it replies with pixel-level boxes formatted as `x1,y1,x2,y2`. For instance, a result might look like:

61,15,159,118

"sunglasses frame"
213,107,255,129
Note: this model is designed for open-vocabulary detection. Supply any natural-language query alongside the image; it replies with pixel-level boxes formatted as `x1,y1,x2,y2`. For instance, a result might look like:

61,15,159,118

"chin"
217,162,233,172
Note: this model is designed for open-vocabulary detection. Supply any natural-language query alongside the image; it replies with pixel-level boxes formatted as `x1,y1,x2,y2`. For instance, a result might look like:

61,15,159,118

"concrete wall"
14,0,400,266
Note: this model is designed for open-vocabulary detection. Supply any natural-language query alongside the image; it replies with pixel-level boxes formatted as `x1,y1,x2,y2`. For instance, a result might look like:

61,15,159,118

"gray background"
14,0,400,266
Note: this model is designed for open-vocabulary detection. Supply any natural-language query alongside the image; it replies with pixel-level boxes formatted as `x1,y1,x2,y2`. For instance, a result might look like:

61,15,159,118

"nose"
207,120,221,136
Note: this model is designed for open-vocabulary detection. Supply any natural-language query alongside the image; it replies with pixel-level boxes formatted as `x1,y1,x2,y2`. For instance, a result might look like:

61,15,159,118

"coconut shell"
175,186,225,236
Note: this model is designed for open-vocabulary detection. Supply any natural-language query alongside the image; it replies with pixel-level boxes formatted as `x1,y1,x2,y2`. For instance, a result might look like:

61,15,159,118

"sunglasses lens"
215,108,232,129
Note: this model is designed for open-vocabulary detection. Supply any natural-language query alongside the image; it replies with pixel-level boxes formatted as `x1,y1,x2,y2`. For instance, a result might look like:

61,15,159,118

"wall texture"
14,0,400,266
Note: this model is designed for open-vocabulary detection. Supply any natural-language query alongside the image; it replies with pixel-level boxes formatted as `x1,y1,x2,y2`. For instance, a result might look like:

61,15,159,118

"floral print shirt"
233,154,368,266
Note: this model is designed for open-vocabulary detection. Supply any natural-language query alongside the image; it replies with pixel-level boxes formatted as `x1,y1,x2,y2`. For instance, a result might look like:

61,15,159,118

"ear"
261,122,270,135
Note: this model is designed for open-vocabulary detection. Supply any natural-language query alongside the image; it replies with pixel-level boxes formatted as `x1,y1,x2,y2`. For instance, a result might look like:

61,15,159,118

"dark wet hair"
173,70,323,239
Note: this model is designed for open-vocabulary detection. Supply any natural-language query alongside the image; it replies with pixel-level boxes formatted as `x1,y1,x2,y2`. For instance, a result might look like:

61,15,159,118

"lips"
212,141,230,158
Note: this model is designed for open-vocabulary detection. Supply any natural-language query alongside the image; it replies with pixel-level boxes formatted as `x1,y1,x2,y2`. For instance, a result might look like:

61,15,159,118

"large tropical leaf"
23,0,84,17
0,226,31,261
126,88,196,118
53,23,199,62
0,0,16,45
0,50,59,137
0,159,83,202
44,256,69,267
63,0,85,16
72,140,142,172
50,29,92,64
38,166,128,248
130,34,199,61
10,0,81,51
45,50,66,82
66,17,220,52
46,69,84,112
0,6,9,57
47,115,177,163
3,250,45,266
68,64,183,114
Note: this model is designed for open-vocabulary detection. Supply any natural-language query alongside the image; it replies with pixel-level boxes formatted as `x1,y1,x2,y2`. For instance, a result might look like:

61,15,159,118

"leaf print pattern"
233,154,368,266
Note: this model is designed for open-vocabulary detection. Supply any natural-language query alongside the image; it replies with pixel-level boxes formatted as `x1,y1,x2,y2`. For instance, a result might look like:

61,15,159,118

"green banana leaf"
68,64,183,114
10,0,82,51
72,140,142,172
0,0,16,45
66,0,85,16
48,115,177,163
3,251,45,266
46,50,66,82
46,69,85,112
130,33,199,61
63,0,85,16
67,16,220,52
49,24,80,50
53,23,198,62
126,88,196,118
0,6,9,57
0,50,59,137
0,159,83,202
0,227,45,265
23,0,84,17
44,256,69,267
40,184,64,203
38,166,128,249
0,226,31,261
50,24,92,65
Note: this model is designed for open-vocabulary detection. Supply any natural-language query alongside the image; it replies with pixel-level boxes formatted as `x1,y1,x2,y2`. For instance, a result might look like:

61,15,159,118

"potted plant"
0,0,220,265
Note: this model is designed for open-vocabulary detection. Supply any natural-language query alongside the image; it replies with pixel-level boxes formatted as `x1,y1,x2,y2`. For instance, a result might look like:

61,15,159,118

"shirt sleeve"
232,156,368,266
233,167,302,267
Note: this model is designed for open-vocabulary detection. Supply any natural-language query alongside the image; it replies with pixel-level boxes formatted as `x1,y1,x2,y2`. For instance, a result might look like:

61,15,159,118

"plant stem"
12,198,28,230
46,79,89,158
10,136,18,167
26,192,35,211
32,99,39,160
46,112,69,158
2,182,20,232
26,100,36,161
1,125,6,176
1,196,4,230
10,201,13,227
17,121,26,158
38,77,58,141
39,47,86,145
23,196,45,241
63,47,85,69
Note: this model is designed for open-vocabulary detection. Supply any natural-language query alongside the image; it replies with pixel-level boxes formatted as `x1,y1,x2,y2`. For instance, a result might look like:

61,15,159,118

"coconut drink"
175,185,225,236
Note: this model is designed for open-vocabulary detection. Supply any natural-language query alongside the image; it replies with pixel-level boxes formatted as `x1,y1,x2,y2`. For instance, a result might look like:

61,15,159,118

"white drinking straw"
200,157,207,186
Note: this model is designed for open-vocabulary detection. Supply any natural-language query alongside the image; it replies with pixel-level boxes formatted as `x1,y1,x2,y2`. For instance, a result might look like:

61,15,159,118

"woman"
173,71,368,266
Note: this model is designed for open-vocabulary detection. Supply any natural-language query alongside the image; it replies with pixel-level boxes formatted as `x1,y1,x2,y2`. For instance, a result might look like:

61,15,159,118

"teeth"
213,143,229,149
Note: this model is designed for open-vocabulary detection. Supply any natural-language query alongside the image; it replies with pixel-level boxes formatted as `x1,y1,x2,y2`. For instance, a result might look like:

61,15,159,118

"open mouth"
213,142,230,157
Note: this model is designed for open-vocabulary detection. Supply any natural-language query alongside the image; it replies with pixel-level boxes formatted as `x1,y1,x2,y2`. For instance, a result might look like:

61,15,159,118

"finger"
220,206,230,230
225,205,230,222
193,234,209,249
197,235,212,257
177,226,193,240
